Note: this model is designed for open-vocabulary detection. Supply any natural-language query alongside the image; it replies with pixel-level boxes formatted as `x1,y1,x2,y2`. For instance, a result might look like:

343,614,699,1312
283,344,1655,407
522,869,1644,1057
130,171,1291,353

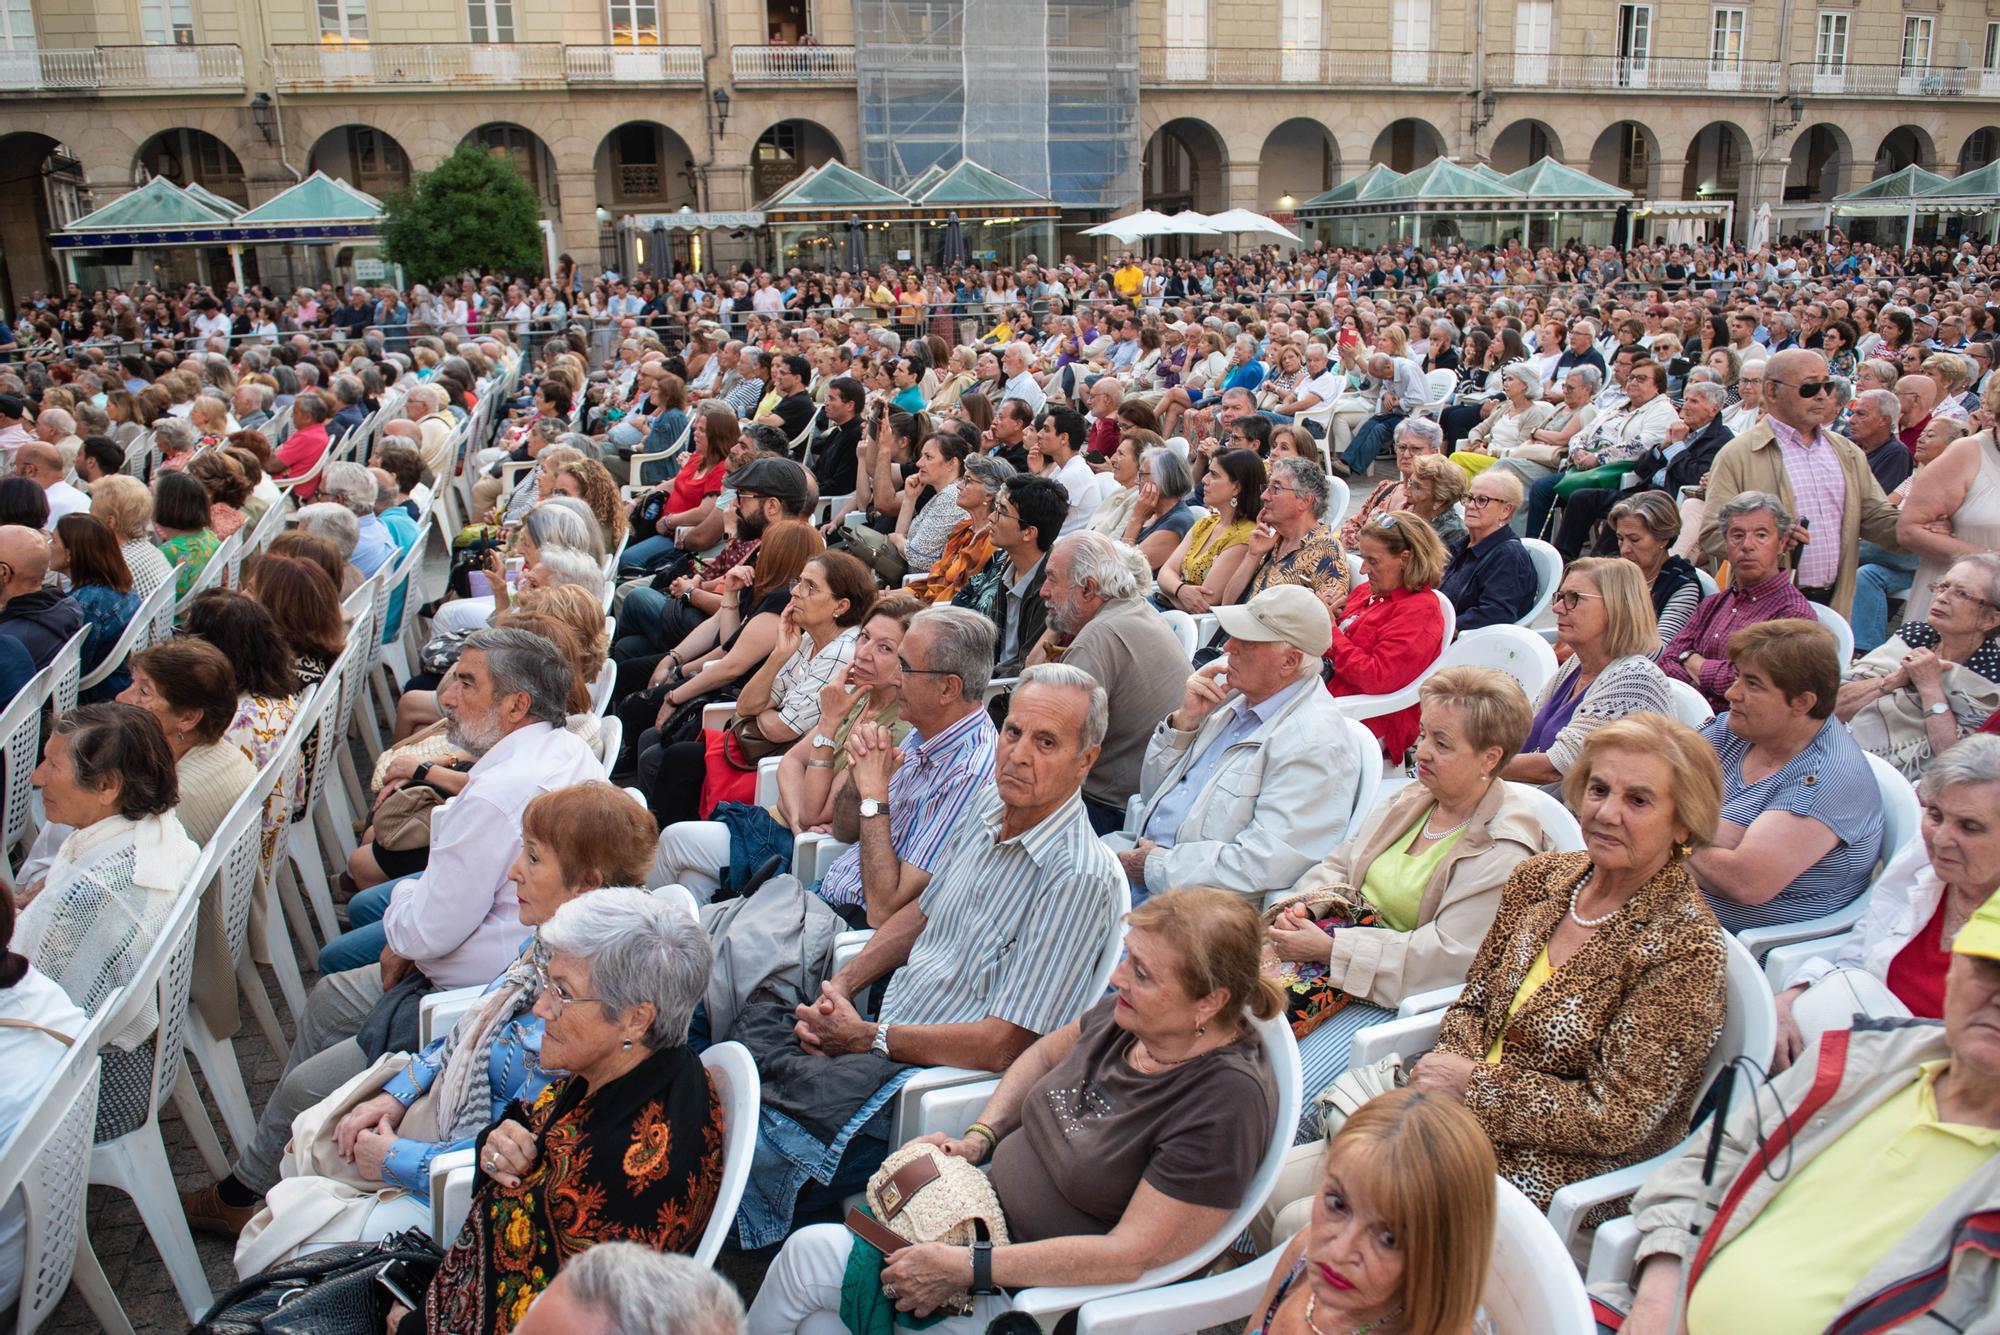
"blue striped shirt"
814,706,996,909
1701,714,1883,933
880,784,1125,1035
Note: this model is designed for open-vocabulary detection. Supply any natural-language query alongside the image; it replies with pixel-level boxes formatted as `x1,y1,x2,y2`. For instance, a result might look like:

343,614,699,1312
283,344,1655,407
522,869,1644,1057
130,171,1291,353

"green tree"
380,143,543,283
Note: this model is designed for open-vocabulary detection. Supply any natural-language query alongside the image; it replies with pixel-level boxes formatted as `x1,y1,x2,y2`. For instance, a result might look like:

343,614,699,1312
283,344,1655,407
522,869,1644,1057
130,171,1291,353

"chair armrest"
1345,1010,1444,1068
1545,1139,1688,1252
429,1147,476,1244
1586,1215,1642,1288
982,676,1019,705
1763,934,1850,992
701,702,736,731
831,929,873,974
1737,898,1871,963
755,756,783,809
900,1077,999,1144
1394,983,1464,1018
418,984,489,1046
1073,1246,1286,1335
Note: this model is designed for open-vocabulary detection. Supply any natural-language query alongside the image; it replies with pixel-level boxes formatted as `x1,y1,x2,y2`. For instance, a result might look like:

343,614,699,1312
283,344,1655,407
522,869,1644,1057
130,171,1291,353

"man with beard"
180,628,601,1237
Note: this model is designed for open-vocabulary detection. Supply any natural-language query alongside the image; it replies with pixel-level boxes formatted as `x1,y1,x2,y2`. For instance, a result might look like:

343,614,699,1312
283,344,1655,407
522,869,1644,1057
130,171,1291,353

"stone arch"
750,118,844,202
1256,118,1336,212
1786,123,1851,203
594,121,700,215
458,122,560,210
1955,126,2000,175
1368,118,1446,172
1143,117,1228,213
306,124,412,196
1490,119,1563,174
1875,124,1937,176
1682,121,1752,198
0,133,87,307
1588,121,1660,196
133,126,248,204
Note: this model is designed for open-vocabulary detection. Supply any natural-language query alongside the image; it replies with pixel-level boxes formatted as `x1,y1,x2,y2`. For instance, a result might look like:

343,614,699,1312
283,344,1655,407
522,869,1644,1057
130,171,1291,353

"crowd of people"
0,227,1998,1334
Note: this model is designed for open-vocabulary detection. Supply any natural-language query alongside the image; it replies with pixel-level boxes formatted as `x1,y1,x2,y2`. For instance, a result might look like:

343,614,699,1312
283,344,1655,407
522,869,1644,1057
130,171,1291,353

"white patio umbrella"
1082,209,1174,240
1161,210,1222,235
1202,208,1304,243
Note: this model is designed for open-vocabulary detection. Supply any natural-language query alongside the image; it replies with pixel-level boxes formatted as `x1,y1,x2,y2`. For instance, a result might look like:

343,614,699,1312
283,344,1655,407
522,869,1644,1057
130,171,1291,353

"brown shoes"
181,1183,257,1238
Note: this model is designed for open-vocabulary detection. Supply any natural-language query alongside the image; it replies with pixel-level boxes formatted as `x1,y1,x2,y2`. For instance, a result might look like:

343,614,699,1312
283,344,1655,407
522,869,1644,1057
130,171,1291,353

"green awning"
758,160,911,211
1368,158,1525,202
1502,157,1633,201
1924,160,2000,205
912,159,1052,208
182,181,245,218
65,176,233,231
1301,163,1404,207
1834,164,1952,204
235,171,384,225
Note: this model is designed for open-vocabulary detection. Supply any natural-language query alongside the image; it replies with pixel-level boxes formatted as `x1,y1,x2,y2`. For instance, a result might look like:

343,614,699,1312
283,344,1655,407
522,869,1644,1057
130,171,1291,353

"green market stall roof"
759,159,1057,224
54,171,386,252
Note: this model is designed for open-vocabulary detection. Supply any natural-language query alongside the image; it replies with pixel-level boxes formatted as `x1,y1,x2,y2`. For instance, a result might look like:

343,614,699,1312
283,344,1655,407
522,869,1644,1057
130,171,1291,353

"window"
1901,15,1932,73
1164,0,1207,77
468,0,514,42
1513,0,1551,84
1391,0,1430,81
0,0,33,52
1280,0,1322,80
1710,7,1745,67
140,0,194,44
609,0,659,44
1986,21,2000,73
316,0,367,43
1815,11,1847,70
1615,3,1651,86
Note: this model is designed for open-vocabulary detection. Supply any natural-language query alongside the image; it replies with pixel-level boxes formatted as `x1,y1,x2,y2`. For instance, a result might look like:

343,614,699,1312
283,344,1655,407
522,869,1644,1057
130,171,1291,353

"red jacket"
274,422,331,501
1325,582,1444,760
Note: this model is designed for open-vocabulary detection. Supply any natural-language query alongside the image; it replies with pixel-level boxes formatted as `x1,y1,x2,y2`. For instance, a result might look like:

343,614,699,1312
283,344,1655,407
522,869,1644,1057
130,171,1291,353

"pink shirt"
1769,417,1846,589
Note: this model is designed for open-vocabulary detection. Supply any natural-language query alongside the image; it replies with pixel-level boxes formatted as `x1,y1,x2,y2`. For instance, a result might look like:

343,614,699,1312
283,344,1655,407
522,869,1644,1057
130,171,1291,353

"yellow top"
1114,263,1145,296
1360,810,1464,933
1485,946,1553,1064
1178,514,1255,585
1687,1060,2000,1335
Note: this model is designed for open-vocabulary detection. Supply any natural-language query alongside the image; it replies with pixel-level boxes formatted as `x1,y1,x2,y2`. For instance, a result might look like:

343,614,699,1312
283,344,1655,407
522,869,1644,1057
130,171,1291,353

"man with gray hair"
320,460,398,576
1334,345,1431,478
1001,341,1047,414
327,373,369,442
181,628,603,1238
1661,490,1817,709
732,660,1123,1250
1221,452,1348,609
512,1242,744,1335
292,500,363,591
405,382,455,482
723,346,768,420
233,381,273,432
1037,531,1191,831
1555,377,1734,560
30,406,79,470
1847,387,1912,494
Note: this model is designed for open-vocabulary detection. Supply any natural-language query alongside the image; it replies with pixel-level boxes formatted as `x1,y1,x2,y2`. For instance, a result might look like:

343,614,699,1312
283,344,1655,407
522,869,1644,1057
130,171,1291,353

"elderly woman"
1691,619,1886,933
1773,733,2000,1069
232,786,658,1263
1273,668,1544,1132
152,469,219,600
1505,558,1674,788
153,415,199,471
1120,445,1198,574
89,473,177,601
17,703,199,1049
1488,365,1599,495
1155,448,1263,614
435,501,607,636
395,888,724,1335
53,514,141,703
1406,714,1728,1210
1339,418,1441,550
188,449,251,540
1089,429,1153,542
1439,468,1537,633
1402,453,1466,551
1249,1089,1496,1335
1608,490,1703,646
748,889,1279,1333
1836,552,2000,781
910,453,1012,606
884,428,969,580
1328,512,1450,760
1451,362,1555,478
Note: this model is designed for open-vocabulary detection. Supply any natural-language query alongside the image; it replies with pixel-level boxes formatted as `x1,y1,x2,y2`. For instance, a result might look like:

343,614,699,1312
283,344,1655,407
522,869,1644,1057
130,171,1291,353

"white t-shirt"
1051,452,1100,536
1293,369,1345,411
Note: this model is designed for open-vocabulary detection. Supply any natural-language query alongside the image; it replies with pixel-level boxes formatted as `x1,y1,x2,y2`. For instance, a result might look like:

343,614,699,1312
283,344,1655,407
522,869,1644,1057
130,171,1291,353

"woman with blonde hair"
1249,1088,1497,1335
550,456,628,550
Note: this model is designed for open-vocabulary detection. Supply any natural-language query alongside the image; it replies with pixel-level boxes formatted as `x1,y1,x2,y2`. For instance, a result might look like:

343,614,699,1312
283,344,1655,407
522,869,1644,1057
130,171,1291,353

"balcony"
1788,62,1968,97
271,42,565,91
565,44,704,84
730,44,856,82
1138,47,1474,89
1487,52,1779,94
0,43,243,95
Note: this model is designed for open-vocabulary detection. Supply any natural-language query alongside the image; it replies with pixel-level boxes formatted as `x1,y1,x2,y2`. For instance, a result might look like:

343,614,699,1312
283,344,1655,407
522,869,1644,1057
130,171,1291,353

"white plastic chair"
1333,590,1456,723
1513,782,1586,852
44,625,89,720
1075,1176,1592,1335
0,660,55,887
77,578,178,694
1811,601,1855,662
1734,752,1918,960
1515,538,1565,630
622,418,693,499
0,1005,133,1335
1450,625,1559,702
1694,566,1720,598
257,679,330,1021
1158,609,1200,661
588,658,617,716
288,640,363,945
1663,676,1715,727
596,714,623,779
1416,368,1460,420
430,1040,761,1261
1349,931,1775,1255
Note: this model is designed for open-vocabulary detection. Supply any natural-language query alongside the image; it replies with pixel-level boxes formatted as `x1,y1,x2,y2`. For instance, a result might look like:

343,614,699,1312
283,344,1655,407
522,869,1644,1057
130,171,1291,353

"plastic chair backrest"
1323,474,1349,527
0,1009,103,1333
1486,1177,1596,1334
1707,933,1778,1101
1868,751,1920,858
81,577,179,693
1423,368,1458,406
1447,625,1558,702
46,625,90,719
95,875,203,1144
1695,566,1720,598
693,1041,762,1266
1663,677,1715,727
151,568,184,644
1517,538,1564,628
590,659,617,716
596,714,622,779
198,747,290,974
1341,715,1384,839
0,661,55,861
1158,609,1200,661
1509,782,1586,851
1811,602,1855,664
1345,549,1364,592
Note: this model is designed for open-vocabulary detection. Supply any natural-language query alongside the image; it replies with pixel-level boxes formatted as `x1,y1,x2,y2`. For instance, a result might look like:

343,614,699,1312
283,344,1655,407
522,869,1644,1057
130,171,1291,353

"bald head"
1761,348,1832,432
1898,373,1940,423
382,418,421,444
0,525,49,595
14,441,63,485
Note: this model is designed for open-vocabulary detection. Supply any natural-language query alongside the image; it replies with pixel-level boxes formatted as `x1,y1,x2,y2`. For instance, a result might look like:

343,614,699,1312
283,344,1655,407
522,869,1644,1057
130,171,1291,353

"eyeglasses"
897,655,956,678
1550,590,1604,611
533,959,608,1017
1768,379,1833,398
990,502,1019,522
1463,494,1508,509
1927,580,1999,612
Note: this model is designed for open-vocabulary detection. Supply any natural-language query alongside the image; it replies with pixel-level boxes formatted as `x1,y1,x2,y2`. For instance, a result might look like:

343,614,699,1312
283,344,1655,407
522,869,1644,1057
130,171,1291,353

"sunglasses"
1769,379,1833,398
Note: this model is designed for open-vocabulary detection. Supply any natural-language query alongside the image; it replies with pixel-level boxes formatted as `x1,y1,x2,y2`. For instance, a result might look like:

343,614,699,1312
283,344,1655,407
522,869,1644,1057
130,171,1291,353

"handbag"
372,781,450,852
844,1143,1010,1317
197,1230,441,1335
418,628,472,676
723,713,789,770
1260,885,1384,1040
1313,1053,1407,1140
1553,459,1638,498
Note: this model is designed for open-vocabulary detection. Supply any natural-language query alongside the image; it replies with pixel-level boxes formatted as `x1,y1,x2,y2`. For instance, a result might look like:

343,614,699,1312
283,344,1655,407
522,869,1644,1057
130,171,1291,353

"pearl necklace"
1304,1292,1402,1335
1567,867,1621,929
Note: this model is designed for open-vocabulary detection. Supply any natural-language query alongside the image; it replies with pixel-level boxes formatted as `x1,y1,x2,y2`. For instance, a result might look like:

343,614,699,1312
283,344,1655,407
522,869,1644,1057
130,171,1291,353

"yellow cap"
1951,886,2000,961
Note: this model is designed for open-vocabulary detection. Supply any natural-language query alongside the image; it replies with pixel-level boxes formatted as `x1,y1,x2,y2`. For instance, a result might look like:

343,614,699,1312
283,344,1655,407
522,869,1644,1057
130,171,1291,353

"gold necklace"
1303,1291,1401,1335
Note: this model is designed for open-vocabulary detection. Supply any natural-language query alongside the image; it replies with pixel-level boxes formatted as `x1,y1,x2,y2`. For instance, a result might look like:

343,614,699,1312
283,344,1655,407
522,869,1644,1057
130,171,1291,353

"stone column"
554,169,602,269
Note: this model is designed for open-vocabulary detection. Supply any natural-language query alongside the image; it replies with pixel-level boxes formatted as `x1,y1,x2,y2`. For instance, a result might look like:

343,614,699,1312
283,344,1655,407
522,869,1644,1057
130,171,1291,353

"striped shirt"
1769,417,1848,589
1701,714,1883,934
813,706,996,909
769,626,859,737
879,784,1125,1034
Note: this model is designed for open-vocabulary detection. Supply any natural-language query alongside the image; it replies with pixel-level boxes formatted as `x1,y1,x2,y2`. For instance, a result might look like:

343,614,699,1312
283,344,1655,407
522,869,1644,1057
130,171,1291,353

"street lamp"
1773,93,1805,135
249,91,277,145
712,88,732,136
1471,89,1498,132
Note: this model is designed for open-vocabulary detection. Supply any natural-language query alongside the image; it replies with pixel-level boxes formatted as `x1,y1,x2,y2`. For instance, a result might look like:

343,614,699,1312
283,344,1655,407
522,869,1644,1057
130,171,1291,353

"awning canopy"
54,172,385,251
621,209,767,232
1832,164,1952,206
1298,156,1630,221
758,157,1058,225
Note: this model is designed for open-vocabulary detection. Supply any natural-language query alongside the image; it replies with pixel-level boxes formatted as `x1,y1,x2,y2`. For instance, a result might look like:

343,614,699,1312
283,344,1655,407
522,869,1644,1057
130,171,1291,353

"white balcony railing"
0,43,244,93
1790,61,1968,97
564,43,704,82
271,42,565,90
730,44,857,81
1489,52,1780,93
1139,47,1474,88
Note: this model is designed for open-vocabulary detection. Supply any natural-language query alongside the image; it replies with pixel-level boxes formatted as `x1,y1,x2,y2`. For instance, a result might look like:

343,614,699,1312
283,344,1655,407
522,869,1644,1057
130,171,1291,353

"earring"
621,1038,633,1050
1195,1024,1207,1039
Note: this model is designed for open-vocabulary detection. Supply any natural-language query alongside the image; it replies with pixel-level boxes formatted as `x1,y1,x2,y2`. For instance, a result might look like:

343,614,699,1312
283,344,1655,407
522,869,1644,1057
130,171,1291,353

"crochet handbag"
1260,885,1384,1040
844,1142,1010,1317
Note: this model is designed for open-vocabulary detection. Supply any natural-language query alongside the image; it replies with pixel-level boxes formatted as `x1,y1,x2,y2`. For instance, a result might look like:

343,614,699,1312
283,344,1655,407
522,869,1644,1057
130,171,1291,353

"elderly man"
1556,379,1733,560
1848,387,1913,494
30,407,80,471
405,383,455,482
181,629,602,1236
1700,348,1903,614
1603,887,2000,1333
728,663,1123,1249
272,390,333,500
1260,342,1344,436
12,442,87,528
327,373,369,442
1662,490,1816,709
809,606,999,925
1034,532,1191,832
292,502,364,595
233,382,273,432
1896,372,1942,451
319,461,397,576
0,525,81,667
1334,349,1430,479
513,1245,744,1335
723,347,768,420
1001,341,1047,415
1119,583,1354,904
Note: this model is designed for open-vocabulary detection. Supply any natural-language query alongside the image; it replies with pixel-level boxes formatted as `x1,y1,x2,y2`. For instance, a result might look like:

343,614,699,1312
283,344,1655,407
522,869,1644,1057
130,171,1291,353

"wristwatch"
870,1019,891,1056
970,1240,998,1295
411,761,434,786
859,797,888,819
1677,649,1697,665
811,733,837,750
1928,700,1953,717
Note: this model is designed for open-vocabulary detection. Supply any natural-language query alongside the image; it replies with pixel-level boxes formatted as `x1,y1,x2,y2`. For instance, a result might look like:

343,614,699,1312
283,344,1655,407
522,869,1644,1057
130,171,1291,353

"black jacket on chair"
1629,417,1733,496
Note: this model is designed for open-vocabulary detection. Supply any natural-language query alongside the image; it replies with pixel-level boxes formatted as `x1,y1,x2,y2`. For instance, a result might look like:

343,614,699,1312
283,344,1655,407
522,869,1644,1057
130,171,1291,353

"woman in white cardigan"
1503,557,1674,789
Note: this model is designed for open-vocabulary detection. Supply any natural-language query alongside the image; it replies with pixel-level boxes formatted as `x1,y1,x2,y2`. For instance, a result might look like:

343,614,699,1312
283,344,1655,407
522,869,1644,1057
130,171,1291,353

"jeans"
316,879,396,975
620,532,683,576
1852,541,1921,652
1256,409,1324,438
1340,412,1404,474
607,419,646,451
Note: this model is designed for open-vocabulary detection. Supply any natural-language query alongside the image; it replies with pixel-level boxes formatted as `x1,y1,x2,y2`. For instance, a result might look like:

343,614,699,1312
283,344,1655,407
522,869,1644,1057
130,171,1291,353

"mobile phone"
377,1259,424,1311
